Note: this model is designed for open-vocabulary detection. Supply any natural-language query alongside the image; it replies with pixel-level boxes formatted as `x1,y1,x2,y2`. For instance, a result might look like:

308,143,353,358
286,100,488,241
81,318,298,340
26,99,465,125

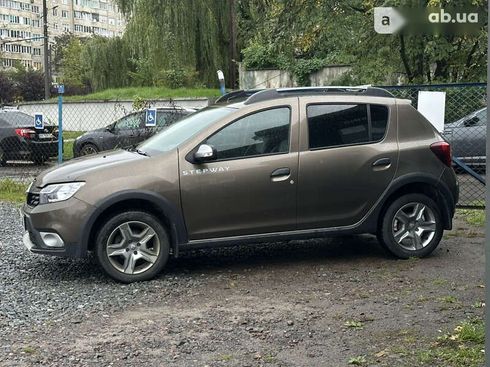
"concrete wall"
239,64,352,89
17,98,211,131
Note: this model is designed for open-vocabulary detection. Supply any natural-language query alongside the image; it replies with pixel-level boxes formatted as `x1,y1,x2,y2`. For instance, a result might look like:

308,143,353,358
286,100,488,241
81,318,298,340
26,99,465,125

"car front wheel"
80,143,98,156
95,211,170,283
378,193,443,259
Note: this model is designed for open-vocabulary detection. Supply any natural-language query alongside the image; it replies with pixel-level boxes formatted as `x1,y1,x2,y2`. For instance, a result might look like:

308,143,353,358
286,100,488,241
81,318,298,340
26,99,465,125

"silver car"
443,107,486,168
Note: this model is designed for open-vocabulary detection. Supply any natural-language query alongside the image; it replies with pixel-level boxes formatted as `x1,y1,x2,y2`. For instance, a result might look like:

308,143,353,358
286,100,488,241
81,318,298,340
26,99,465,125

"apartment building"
0,0,125,71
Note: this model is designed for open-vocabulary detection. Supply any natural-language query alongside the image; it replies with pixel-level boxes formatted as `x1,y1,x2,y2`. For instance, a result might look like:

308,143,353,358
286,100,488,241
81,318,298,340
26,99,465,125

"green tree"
238,0,487,85
61,38,85,88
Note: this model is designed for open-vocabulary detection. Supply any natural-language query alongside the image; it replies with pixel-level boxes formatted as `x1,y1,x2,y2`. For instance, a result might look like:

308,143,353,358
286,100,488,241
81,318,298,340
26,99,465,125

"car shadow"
23,234,389,283
163,234,388,276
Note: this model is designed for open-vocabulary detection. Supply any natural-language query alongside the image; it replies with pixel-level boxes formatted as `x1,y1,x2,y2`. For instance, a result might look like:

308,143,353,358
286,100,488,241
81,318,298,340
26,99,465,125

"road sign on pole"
146,108,157,127
34,113,44,129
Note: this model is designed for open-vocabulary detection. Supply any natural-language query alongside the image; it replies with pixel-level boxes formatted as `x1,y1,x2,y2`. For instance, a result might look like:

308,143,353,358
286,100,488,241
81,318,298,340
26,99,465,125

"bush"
156,68,198,88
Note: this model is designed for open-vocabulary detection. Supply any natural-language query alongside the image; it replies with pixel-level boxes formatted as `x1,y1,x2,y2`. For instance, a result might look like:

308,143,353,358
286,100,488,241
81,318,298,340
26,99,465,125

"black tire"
0,147,6,166
378,193,443,259
32,156,46,165
95,211,170,283
80,143,99,156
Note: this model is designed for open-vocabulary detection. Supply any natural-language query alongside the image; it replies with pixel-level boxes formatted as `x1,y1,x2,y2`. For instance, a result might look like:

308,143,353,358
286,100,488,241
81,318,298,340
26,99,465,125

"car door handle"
372,158,391,167
271,167,290,182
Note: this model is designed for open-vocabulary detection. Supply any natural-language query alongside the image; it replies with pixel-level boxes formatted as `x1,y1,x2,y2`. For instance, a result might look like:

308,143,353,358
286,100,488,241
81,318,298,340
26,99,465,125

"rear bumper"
15,140,59,158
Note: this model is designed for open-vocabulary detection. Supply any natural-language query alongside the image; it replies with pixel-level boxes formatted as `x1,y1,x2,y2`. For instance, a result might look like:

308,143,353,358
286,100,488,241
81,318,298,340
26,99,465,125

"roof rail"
243,86,394,105
215,89,263,103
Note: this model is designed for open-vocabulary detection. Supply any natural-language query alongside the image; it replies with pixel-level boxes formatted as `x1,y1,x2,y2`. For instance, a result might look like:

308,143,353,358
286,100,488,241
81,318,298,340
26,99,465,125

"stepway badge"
145,108,157,127
34,113,44,129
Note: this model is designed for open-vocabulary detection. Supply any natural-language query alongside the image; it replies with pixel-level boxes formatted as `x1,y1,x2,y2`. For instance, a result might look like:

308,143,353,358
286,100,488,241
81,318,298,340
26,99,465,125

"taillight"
430,141,452,167
15,128,36,139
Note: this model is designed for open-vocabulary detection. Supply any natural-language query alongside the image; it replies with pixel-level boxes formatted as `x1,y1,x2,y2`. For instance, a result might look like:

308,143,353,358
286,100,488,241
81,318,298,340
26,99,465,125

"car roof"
215,87,396,107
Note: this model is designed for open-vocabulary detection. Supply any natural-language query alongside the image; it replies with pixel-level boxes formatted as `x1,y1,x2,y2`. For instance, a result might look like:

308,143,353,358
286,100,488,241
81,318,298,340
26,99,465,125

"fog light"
40,232,64,248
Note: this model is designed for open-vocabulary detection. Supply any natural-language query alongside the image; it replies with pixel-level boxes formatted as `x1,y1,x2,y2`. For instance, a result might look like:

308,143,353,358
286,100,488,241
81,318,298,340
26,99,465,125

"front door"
180,104,299,240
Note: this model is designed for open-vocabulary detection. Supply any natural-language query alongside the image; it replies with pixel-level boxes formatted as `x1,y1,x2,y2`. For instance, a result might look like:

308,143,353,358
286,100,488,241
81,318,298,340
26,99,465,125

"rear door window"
307,104,388,149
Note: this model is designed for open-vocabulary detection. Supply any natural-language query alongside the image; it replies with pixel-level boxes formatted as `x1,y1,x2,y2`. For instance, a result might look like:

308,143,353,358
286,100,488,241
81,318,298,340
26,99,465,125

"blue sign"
145,108,157,127
57,84,65,94
34,113,44,130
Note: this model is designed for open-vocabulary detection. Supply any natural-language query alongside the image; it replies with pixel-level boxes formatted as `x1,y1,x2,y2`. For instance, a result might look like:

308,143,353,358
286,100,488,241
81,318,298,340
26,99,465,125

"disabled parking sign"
34,113,44,129
145,108,157,127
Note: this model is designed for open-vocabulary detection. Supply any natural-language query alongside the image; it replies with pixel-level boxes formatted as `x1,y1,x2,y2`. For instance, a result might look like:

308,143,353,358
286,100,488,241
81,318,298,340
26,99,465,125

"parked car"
443,107,486,168
23,87,458,282
73,107,196,157
0,111,59,166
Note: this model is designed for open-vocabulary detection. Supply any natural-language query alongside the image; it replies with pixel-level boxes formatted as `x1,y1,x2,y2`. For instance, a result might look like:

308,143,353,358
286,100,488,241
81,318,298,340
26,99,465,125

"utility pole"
228,0,237,89
42,0,50,99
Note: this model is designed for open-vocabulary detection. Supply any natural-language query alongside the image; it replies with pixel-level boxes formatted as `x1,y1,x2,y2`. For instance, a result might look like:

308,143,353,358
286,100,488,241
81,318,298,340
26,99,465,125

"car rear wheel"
378,193,443,259
95,211,170,283
80,143,98,156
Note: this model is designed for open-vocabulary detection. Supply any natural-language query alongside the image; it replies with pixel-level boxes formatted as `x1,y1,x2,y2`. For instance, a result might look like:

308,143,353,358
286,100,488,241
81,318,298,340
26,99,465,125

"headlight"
39,182,85,204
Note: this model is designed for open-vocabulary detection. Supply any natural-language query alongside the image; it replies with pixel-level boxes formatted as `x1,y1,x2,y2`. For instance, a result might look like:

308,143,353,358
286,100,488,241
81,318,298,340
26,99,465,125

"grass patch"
63,140,74,160
63,130,85,140
348,355,367,365
0,179,28,204
344,320,364,330
457,209,485,227
416,318,484,367
51,87,220,102
217,354,233,361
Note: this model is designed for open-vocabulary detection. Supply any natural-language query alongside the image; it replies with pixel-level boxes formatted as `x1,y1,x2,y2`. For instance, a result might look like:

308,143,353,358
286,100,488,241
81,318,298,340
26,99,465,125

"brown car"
22,87,458,282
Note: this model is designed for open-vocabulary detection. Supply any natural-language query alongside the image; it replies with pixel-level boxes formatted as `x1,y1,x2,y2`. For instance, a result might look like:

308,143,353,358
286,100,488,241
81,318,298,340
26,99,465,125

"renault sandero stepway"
22,87,458,282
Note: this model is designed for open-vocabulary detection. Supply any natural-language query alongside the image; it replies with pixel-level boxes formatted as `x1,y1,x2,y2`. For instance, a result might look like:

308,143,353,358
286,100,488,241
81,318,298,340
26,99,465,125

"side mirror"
106,123,115,133
194,144,217,163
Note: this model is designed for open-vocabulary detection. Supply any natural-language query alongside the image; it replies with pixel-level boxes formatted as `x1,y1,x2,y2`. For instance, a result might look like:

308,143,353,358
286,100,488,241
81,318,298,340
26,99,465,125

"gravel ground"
0,201,485,367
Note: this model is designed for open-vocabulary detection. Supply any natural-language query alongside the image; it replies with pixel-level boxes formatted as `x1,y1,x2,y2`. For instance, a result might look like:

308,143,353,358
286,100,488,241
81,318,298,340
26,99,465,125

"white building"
0,0,126,71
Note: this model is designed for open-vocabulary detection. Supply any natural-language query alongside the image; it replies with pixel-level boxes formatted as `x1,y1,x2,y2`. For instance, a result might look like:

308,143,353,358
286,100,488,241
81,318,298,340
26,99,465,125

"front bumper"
22,196,94,258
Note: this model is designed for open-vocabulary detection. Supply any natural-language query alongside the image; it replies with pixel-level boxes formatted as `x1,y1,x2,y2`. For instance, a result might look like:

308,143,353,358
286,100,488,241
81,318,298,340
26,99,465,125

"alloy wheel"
106,221,161,275
392,202,437,251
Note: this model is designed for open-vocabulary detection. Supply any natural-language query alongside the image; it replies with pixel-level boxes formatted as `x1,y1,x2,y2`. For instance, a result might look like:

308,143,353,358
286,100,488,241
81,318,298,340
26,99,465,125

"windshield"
138,106,235,155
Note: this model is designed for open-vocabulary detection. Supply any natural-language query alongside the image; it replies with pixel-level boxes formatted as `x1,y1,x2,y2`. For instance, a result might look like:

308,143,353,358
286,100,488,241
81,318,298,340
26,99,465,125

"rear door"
297,97,398,229
179,101,299,240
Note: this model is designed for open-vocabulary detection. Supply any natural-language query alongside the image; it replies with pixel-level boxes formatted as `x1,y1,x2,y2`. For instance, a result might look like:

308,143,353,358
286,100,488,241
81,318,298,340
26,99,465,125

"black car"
0,111,59,166
73,107,196,157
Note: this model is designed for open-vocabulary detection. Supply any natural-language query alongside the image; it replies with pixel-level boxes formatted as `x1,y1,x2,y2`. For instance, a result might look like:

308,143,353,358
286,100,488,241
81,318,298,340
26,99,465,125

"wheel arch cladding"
81,190,188,255
375,174,455,231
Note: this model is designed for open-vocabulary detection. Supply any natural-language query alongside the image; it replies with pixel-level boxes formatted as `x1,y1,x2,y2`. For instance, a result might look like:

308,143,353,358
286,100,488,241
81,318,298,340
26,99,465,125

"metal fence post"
57,84,64,164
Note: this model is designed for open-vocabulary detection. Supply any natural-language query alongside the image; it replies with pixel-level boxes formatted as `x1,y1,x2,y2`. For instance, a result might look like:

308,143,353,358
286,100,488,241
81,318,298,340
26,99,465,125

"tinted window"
307,104,388,149
0,112,37,127
308,104,369,149
206,107,290,160
370,105,389,141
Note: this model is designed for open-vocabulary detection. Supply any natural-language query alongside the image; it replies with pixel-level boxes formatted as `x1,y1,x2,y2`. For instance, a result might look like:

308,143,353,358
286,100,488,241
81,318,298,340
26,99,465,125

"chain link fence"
0,83,486,208
0,98,210,183
382,83,486,208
